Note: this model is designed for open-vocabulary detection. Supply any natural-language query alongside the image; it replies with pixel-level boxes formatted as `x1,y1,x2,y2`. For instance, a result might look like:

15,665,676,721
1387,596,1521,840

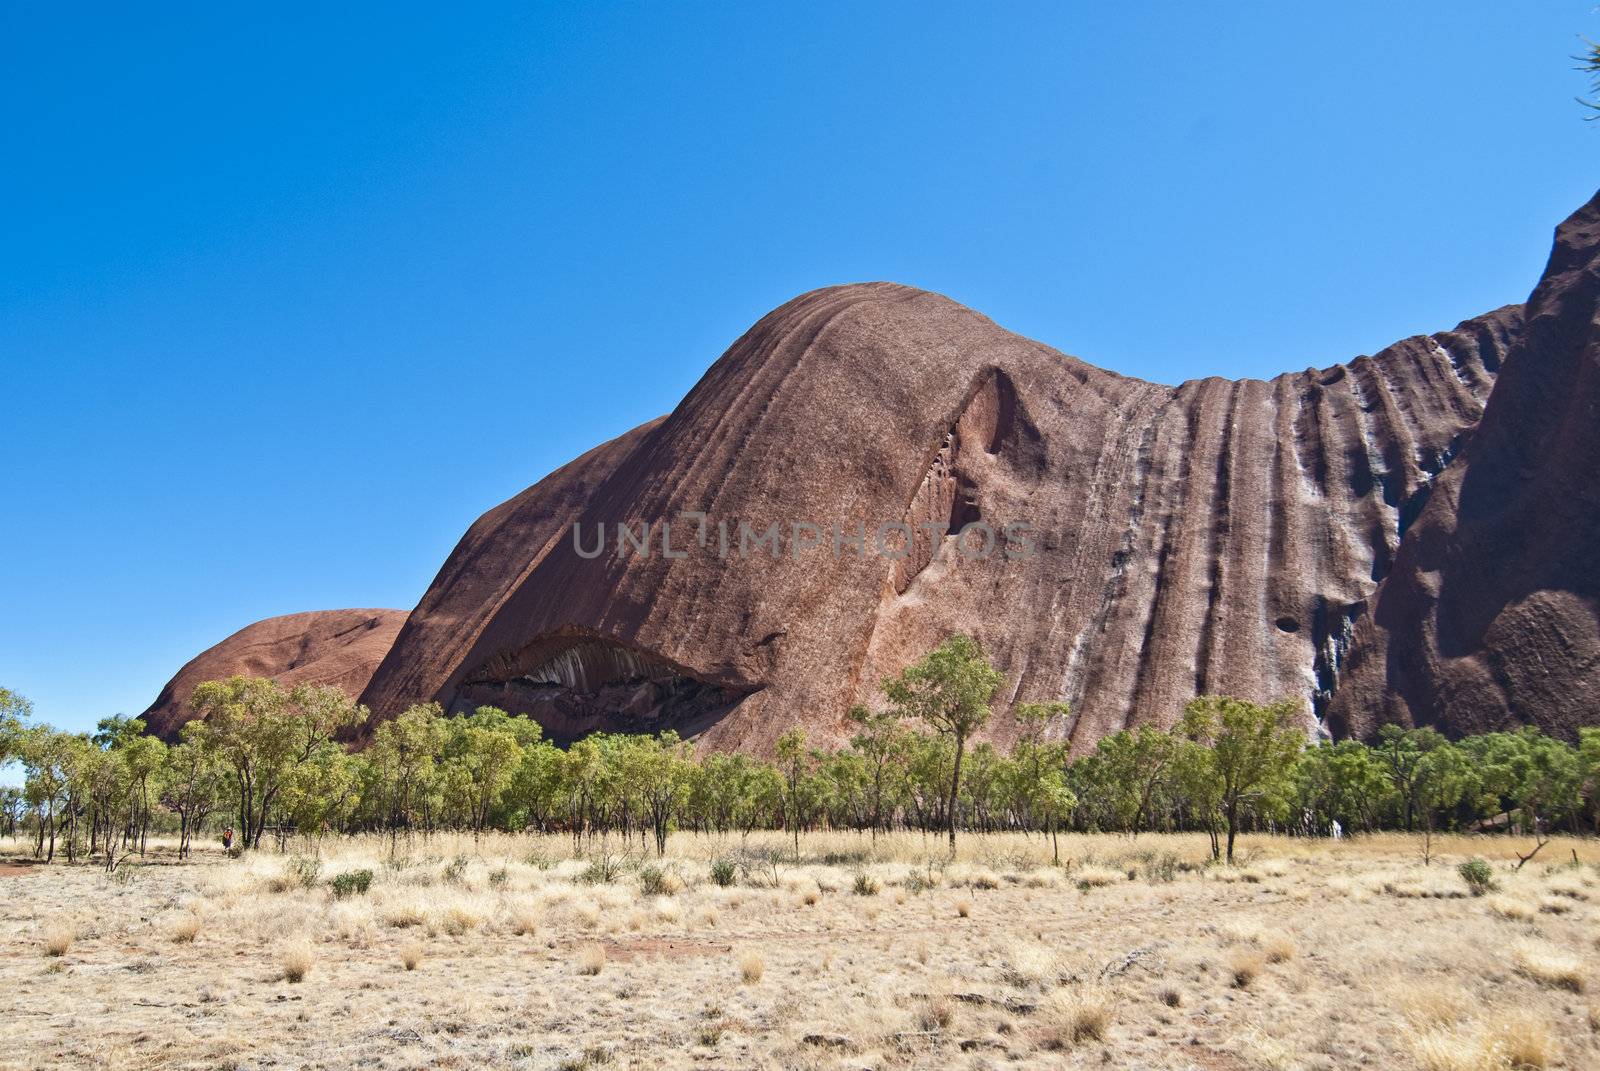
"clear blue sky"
3,3,1597,737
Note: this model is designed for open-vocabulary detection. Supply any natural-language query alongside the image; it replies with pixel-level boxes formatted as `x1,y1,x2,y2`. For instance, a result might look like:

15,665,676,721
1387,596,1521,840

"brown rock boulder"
141,609,406,738
359,283,1515,751
1327,192,1600,741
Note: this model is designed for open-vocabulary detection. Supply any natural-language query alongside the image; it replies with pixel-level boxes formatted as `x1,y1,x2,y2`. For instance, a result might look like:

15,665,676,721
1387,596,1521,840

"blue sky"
3,3,1598,737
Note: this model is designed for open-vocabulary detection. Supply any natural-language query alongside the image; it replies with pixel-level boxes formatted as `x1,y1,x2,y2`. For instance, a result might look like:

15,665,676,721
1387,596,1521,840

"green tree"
189,677,363,848
882,634,1004,850
1093,724,1180,835
1178,695,1304,863
775,727,814,859
0,686,34,765
160,723,228,858
847,704,908,840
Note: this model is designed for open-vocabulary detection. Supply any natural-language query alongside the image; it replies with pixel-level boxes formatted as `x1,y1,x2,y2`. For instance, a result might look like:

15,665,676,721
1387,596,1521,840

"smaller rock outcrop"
141,609,406,739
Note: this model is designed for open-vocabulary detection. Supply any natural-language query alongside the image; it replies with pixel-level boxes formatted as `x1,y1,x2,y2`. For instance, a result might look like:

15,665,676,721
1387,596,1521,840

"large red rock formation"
141,609,405,738
1327,192,1600,741
355,288,1514,751
158,193,1600,751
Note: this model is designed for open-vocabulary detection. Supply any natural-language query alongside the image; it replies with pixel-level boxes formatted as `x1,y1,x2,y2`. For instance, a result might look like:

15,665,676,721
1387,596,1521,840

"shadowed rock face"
351,286,1514,751
141,609,406,738
1327,192,1600,741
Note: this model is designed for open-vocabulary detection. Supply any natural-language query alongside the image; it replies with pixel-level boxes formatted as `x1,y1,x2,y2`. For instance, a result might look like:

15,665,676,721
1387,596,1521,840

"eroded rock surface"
1327,193,1600,740
354,287,1513,750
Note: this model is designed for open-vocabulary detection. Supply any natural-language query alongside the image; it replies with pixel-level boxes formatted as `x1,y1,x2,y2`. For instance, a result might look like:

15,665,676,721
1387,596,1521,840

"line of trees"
3,637,1598,868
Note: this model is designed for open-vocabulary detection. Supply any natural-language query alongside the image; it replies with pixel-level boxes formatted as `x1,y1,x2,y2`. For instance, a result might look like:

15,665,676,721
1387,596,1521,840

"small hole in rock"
1274,616,1300,634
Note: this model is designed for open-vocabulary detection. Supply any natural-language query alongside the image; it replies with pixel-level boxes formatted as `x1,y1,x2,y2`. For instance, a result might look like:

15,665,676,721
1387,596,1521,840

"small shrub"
487,866,509,889
1457,858,1496,897
280,938,315,982
330,869,373,899
577,943,606,976
580,856,622,885
42,922,75,958
399,940,423,971
639,865,682,897
709,858,737,887
1159,987,1182,1008
290,856,323,889
442,855,469,884
955,898,972,918
852,872,881,896
738,949,764,983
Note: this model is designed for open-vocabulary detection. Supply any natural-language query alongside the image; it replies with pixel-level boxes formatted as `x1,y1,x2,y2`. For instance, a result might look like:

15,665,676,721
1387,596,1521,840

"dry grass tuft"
738,948,764,983
1485,894,1535,921
41,921,76,958
577,943,606,976
1397,981,1472,1028
954,898,973,918
1228,948,1265,989
1487,1008,1556,1069
1074,865,1123,889
279,937,315,983
507,900,541,937
399,940,423,971
1004,942,1063,988
1037,984,1113,1049
1512,942,1586,992
917,989,956,1031
1261,929,1296,963
168,912,204,944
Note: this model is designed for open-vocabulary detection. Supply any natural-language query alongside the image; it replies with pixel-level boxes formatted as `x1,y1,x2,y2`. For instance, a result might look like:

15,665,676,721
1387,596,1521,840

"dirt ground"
2,831,1597,1070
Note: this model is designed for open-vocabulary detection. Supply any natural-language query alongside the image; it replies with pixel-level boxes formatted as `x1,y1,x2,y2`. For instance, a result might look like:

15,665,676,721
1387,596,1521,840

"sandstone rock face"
355,285,1516,751
141,609,406,738
1327,193,1600,741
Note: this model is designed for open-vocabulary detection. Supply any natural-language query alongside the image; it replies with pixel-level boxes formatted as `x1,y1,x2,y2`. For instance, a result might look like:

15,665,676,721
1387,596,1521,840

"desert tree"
0,686,33,765
1010,701,1074,861
1093,724,1181,836
362,701,448,842
1178,695,1304,863
160,723,227,858
189,677,363,849
846,703,908,840
881,633,1004,850
774,727,815,859
623,731,694,855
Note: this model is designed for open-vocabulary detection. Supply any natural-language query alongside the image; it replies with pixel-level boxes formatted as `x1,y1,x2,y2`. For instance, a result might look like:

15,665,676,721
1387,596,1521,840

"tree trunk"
946,733,967,852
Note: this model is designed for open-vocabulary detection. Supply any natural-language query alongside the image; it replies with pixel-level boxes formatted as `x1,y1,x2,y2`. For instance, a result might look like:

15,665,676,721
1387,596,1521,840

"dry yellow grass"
576,942,606,975
40,921,75,958
278,937,314,982
1513,941,1587,992
1038,983,1113,1048
737,948,763,983
1,829,1597,1070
